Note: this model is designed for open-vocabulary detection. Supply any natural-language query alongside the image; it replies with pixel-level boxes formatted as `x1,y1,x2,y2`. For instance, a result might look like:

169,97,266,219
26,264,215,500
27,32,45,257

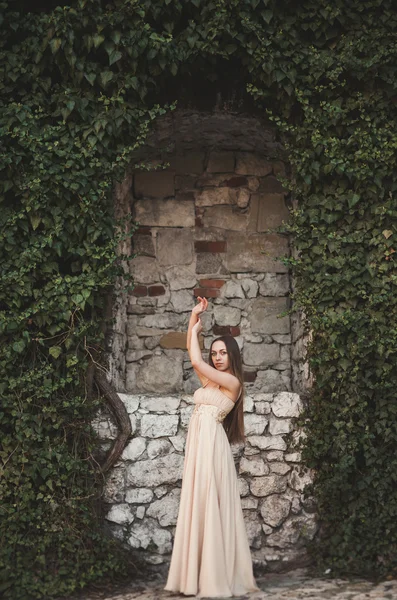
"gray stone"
169,152,205,174
125,488,154,504
288,468,313,493
239,456,269,476
225,233,289,273
236,153,273,176
196,252,226,275
126,349,153,362
285,452,301,462
238,477,249,497
130,256,159,284
259,273,290,296
157,229,194,266
244,343,280,366
126,453,184,487
241,279,259,298
268,416,293,436
134,171,175,199
139,396,181,412
169,289,195,313
248,435,287,451
272,392,302,417
244,413,268,436
273,334,292,344
183,372,201,394
207,152,235,172
141,414,179,438
244,395,254,412
202,205,247,231
270,462,292,475
118,394,140,413
154,486,168,499
195,187,235,207
133,234,155,257
106,503,134,525
165,265,197,290
235,189,251,209
135,355,183,393
122,437,146,461
146,489,181,526
250,475,287,497
266,451,285,461
222,280,244,299
256,369,291,392
250,297,290,334
180,405,194,428
213,305,241,326
135,506,145,519
250,193,290,232
136,327,165,337
266,515,317,548
255,401,271,415
134,199,195,227
261,494,291,527
103,467,125,503
147,439,173,459
140,313,185,329
169,435,185,452
128,518,172,554
241,497,258,510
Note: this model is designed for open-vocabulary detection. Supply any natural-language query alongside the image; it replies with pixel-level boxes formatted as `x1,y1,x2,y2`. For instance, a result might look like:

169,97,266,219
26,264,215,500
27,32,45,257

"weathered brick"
199,279,225,288
244,371,258,383
195,216,203,228
148,285,165,297
194,288,220,299
132,285,147,297
213,325,240,336
194,241,227,253
135,226,152,235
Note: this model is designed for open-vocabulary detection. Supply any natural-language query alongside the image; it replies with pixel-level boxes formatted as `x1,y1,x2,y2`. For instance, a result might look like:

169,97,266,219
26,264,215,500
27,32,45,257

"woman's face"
210,341,230,372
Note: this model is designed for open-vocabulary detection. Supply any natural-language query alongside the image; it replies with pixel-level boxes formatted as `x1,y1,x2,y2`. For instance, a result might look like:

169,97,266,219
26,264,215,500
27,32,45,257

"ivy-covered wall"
2,0,397,598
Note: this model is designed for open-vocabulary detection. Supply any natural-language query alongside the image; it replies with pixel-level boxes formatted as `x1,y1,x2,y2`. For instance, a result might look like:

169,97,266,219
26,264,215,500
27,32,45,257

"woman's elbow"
190,358,201,370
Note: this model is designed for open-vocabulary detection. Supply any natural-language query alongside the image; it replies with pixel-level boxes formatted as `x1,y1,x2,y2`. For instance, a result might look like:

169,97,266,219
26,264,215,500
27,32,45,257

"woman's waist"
192,403,228,423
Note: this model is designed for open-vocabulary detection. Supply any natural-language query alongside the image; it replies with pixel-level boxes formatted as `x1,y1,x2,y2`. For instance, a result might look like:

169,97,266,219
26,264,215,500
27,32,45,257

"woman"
165,297,258,597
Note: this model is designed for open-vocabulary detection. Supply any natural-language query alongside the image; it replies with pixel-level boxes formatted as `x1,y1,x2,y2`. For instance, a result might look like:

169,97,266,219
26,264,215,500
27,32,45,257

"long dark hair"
208,335,245,444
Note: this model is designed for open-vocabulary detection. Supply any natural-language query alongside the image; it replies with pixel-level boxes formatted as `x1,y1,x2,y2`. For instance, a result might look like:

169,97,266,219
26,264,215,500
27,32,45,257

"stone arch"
100,107,315,571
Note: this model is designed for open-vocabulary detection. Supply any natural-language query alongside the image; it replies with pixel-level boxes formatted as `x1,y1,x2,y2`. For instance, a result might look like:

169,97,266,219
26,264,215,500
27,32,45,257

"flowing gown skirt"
165,391,258,598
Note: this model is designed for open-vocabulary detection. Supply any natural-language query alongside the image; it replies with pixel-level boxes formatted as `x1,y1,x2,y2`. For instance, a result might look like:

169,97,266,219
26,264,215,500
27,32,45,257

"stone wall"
104,111,315,571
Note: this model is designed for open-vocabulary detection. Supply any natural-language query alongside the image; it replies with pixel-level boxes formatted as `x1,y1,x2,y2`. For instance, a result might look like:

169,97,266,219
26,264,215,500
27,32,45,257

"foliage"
1,0,397,596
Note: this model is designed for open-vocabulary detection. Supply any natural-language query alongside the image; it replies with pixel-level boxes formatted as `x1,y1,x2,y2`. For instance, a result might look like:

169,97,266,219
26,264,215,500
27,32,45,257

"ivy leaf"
109,50,122,66
49,346,62,359
30,214,41,230
92,34,105,48
348,194,360,208
50,38,62,54
383,230,393,239
100,71,113,87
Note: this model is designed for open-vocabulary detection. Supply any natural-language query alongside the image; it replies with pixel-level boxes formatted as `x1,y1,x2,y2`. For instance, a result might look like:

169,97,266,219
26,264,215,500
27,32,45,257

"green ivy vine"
1,0,397,597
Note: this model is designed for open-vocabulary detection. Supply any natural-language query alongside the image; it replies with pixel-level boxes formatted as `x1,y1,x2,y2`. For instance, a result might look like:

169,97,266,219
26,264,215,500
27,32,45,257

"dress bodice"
193,384,235,419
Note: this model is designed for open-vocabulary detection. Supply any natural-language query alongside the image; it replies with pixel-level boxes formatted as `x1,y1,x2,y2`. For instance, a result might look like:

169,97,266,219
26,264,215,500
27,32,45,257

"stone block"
134,199,195,227
135,355,183,393
169,435,185,452
140,313,185,329
266,515,317,548
202,206,248,231
259,175,287,194
126,453,184,487
134,171,175,199
128,518,172,554
170,290,196,312
146,489,181,526
249,193,290,232
117,393,140,413
268,416,293,435
270,462,291,475
250,297,290,334
241,279,259,299
272,392,302,417
125,488,153,504
165,265,197,290
139,396,181,412
126,349,153,362
133,234,155,257
235,189,251,208
236,153,272,176
243,511,263,549
256,369,291,392
250,475,287,497
169,152,205,174
213,305,241,326
222,280,244,298
147,439,172,459
130,257,159,284
121,437,146,461
195,240,227,253
106,503,134,525
195,187,235,207
156,229,193,267
238,477,250,497
244,413,268,436
175,175,196,190
259,273,290,296
225,233,289,273
196,253,226,274
141,414,179,438
239,456,269,476
260,494,291,527
248,435,287,451
244,343,280,367
207,152,235,172
160,331,187,349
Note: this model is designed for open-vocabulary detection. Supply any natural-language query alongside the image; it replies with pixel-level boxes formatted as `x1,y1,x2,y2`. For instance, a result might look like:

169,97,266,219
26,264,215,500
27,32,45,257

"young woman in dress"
165,297,258,598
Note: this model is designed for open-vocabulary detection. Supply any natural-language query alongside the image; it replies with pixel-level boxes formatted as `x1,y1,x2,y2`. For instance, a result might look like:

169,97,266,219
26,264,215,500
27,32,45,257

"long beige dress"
165,382,258,597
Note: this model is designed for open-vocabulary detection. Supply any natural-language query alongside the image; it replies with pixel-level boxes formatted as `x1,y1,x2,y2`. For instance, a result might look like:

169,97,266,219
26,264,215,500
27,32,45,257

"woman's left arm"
189,320,240,396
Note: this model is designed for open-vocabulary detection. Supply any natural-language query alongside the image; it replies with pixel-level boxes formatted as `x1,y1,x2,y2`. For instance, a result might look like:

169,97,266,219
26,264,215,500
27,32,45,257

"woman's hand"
192,318,203,336
192,296,208,316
